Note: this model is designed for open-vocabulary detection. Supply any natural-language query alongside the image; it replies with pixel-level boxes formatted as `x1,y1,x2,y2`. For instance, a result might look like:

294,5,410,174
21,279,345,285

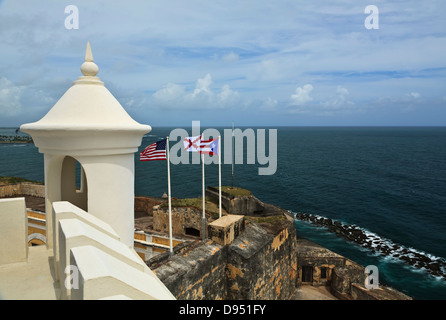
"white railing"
53,201,175,300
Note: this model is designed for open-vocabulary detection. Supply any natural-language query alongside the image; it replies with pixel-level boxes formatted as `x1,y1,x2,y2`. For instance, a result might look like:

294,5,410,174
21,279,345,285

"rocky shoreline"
294,212,446,281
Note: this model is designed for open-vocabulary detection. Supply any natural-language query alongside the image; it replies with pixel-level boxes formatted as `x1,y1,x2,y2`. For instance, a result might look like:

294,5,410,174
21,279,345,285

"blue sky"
0,0,445,127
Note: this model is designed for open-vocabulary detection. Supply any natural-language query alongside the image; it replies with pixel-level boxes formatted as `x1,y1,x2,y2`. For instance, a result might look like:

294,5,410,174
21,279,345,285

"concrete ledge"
0,245,59,300
53,201,120,242
53,201,120,277
0,198,28,265
58,218,146,299
70,245,175,300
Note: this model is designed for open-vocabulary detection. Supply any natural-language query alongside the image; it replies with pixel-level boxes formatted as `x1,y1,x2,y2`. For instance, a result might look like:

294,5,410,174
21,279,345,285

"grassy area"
218,186,252,197
245,215,289,234
0,176,43,185
245,215,287,225
169,197,203,208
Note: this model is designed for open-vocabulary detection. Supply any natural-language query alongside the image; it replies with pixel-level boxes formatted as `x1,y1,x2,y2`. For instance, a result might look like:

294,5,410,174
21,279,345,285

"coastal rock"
294,211,446,281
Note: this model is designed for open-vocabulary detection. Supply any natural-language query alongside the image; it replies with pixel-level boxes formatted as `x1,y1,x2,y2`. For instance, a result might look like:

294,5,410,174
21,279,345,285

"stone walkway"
291,285,338,300
0,245,59,300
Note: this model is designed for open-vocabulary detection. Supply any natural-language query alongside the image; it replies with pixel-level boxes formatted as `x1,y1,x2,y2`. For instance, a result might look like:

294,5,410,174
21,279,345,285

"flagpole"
218,136,222,218
202,151,206,242
166,136,173,255
231,121,234,188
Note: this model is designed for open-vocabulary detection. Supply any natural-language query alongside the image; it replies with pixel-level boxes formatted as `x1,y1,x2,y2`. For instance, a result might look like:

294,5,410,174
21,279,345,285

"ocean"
1,126,446,300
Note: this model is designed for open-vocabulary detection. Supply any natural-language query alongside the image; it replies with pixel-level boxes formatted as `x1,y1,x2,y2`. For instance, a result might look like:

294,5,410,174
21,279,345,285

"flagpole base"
202,217,206,242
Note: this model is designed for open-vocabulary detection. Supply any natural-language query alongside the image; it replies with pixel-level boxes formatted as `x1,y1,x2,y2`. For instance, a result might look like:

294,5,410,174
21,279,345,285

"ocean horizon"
1,126,446,300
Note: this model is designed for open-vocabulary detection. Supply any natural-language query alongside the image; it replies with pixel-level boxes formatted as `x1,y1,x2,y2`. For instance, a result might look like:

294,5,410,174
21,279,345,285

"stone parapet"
0,182,44,199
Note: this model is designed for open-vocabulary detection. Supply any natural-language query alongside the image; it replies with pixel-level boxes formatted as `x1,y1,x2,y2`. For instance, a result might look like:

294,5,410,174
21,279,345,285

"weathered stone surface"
151,217,299,300
350,283,412,300
226,221,298,300
331,265,365,299
153,206,212,238
0,182,45,199
153,241,227,300
295,239,353,288
206,187,285,217
134,196,162,217
208,215,245,246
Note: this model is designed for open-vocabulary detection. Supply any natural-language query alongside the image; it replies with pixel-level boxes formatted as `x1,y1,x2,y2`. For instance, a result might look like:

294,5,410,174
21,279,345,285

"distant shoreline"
0,133,33,144
0,141,32,144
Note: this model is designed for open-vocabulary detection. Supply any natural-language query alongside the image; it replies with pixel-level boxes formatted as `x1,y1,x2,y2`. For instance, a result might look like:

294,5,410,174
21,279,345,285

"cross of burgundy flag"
183,135,202,152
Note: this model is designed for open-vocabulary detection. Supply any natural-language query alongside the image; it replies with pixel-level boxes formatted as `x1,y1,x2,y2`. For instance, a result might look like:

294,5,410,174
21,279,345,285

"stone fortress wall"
0,182,45,199
1,181,412,300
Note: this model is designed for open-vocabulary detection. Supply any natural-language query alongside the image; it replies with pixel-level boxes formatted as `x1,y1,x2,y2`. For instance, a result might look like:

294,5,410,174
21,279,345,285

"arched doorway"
44,154,89,249
185,227,200,238
28,233,46,246
60,156,88,212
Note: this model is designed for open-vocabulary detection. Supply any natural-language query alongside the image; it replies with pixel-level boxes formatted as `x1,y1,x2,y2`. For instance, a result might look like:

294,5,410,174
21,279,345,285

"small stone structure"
206,186,262,215
296,238,356,287
206,186,285,216
153,206,212,238
208,215,244,246
226,220,298,299
296,238,411,300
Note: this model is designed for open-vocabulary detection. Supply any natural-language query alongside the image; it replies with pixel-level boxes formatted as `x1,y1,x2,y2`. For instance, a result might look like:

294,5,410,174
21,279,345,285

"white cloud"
191,73,213,98
153,83,186,105
322,86,354,109
0,77,22,116
0,0,445,126
120,92,148,110
222,52,239,62
260,97,278,111
290,84,313,106
217,84,238,103
152,74,238,110
410,92,421,99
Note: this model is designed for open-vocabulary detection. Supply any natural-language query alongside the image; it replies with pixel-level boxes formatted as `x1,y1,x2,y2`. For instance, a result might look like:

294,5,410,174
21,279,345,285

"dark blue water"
1,126,446,300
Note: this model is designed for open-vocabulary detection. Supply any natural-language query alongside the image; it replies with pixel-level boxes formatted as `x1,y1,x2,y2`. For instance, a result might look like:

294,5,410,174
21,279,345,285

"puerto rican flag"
199,137,219,155
184,136,219,155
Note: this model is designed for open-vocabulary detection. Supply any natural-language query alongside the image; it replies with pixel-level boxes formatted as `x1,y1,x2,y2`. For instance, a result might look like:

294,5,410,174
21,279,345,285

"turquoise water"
1,126,446,299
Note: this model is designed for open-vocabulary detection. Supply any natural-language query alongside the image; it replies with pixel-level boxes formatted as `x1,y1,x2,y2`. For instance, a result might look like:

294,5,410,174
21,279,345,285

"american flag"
140,139,167,161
